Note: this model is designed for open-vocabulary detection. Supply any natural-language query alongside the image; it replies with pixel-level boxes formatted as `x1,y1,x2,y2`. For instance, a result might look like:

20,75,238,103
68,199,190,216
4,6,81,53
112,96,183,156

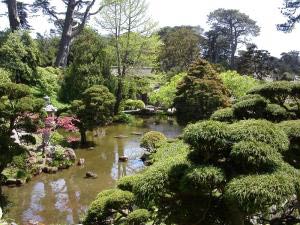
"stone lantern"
43,96,57,117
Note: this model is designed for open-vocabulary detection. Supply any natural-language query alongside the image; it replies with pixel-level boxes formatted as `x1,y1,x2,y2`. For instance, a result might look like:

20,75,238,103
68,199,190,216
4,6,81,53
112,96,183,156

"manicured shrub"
229,120,289,153
51,131,65,146
183,121,230,161
230,141,280,172
117,175,141,192
180,166,225,193
248,81,291,106
232,95,268,119
0,68,11,83
265,103,288,121
174,59,230,124
125,209,150,225
83,189,135,225
224,173,296,214
210,108,234,122
123,99,145,110
140,131,167,152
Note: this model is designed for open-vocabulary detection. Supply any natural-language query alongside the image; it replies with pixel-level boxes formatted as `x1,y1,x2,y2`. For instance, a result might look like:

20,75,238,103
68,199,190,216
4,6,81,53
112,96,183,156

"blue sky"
1,0,300,57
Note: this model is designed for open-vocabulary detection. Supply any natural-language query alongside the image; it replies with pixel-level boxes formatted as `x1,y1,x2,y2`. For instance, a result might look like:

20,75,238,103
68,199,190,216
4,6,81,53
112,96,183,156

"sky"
0,0,300,57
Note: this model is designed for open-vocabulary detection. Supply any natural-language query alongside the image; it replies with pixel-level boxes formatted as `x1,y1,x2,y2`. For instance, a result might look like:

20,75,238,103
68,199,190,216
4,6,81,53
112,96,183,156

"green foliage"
229,120,289,153
140,131,167,152
83,189,135,225
113,112,134,124
0,31,39,84
125,209,150,225
219,70,261,98
149,73,186,108
50,131,65,146
71,85,116,145
224,173,297,214
232,95,268,119
210,108,234,122
35,33,59,67
230,141,280,172
158,26,203,73
265,103,288,121
180,166,225,193
174,59,230,124
123,99,145,110
60,28,112,102
183,121,230,161
0,68,12,83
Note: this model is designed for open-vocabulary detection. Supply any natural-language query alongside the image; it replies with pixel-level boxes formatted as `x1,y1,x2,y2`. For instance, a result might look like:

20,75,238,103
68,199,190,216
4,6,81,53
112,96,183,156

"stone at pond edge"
114,135,129,139
42,166,58,174
77,158,85,166
131,132,143,135
119,156,128,162
5,179,25,186
85,171,98,179
64,148,76,161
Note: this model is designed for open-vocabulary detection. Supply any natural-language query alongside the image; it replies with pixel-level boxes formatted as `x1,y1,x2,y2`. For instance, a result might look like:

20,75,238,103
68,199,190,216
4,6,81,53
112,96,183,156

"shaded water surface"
3,117,182,225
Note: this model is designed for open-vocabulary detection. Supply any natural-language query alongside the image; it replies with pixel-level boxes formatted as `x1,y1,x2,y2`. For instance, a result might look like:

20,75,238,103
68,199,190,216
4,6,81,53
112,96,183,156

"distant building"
111,66,154,77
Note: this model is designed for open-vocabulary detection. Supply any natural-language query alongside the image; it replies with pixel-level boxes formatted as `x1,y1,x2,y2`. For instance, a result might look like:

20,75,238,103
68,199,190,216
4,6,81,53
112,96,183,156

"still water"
3,117,182,225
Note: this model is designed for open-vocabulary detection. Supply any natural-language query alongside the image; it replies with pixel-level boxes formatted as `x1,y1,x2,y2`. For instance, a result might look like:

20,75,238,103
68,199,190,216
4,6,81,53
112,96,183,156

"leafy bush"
174,59,230,124
113,112,134,124
265,103,288,121
210,108,234,122
230,141,280,172
232,95,268,119
0,68,11,83
123,99,145,110
183,121,230,161
180,166,225,193
50,131,65,146
149,73,186,108
83,189,135,225
224,173,297,214
229,120,289,153
219,70,261,98
140,131,167,152
125,209,150,225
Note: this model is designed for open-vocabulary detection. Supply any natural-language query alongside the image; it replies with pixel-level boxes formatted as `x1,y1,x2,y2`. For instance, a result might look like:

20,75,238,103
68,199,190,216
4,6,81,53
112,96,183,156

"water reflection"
3,117,182,224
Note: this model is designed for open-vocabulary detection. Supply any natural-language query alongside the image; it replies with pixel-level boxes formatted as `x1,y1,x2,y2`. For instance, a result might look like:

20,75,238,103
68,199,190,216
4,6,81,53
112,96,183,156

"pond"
3,117,182,225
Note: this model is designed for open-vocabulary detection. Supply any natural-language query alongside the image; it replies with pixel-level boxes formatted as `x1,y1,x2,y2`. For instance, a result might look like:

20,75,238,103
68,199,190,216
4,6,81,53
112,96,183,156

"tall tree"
237,44,273,80
32,0,110,67
97,0,157,113
2,0,30,31
158,26,203,73
278,0,300,32
207,9,260,68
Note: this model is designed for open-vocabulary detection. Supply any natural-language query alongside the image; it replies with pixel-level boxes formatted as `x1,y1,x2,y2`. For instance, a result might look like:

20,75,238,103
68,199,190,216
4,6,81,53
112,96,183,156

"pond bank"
3,117,182,225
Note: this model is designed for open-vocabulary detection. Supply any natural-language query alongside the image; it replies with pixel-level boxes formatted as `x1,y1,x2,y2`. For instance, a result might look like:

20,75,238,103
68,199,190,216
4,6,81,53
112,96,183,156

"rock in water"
64,148,76,161
42,166,58,174
86,171,98,179
114,135,128,139
77,158,85,166
119,156,129,162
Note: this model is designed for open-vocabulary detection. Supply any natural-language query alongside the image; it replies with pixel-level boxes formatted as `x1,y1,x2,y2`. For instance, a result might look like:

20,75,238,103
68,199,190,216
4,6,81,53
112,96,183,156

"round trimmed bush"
232,95,268,119
125,209,150,225
229,120,289,153
140,131,167,152
183,121,230,160
117,175,141,192
124,99,145,110
224,173,296,214
83,189,134,225
265,104,288,121
278,120,300,142
180,166,225,193
230,141,281,172
210,108,234,122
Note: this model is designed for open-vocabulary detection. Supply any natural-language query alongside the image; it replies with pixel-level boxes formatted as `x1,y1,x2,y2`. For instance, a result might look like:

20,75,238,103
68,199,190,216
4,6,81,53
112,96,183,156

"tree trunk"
114,77,124,114
80,128,87,146
54,0,76,68
6,0,20,31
